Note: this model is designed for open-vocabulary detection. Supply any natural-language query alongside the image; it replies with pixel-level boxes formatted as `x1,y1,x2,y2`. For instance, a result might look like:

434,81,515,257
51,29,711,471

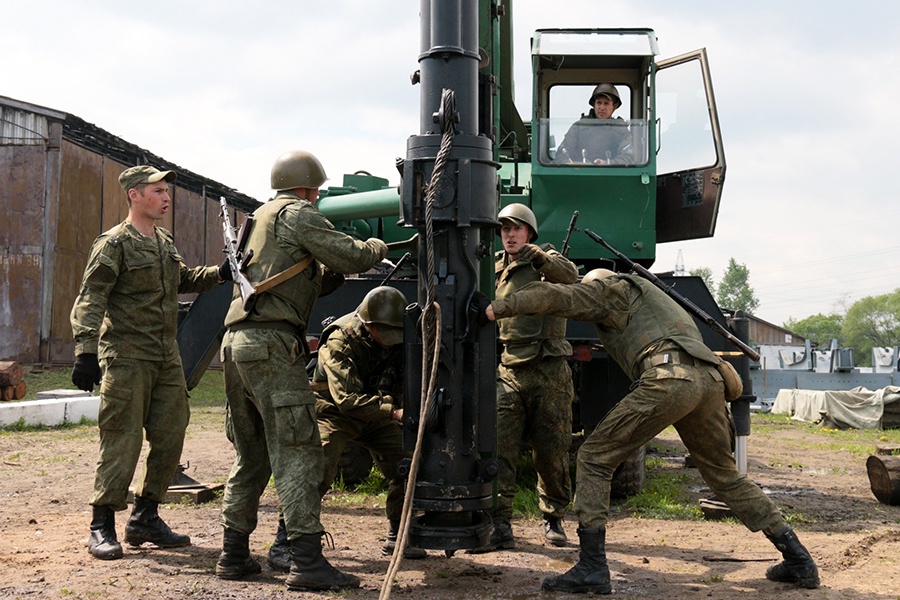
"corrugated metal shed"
0,94,262,364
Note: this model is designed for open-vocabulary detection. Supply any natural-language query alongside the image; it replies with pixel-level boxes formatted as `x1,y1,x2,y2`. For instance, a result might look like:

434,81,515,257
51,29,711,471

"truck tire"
610,445,646,499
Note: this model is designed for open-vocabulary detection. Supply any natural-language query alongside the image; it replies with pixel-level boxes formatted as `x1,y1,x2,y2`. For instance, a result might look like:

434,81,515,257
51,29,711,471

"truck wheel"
610,445,646,499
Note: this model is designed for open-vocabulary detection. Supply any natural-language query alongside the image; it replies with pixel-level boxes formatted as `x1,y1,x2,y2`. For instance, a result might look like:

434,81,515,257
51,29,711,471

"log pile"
0,361,27,401
867,450,900,506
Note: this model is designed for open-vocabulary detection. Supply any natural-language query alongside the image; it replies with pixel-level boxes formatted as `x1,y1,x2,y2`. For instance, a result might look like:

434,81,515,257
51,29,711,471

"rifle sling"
252,255,316,296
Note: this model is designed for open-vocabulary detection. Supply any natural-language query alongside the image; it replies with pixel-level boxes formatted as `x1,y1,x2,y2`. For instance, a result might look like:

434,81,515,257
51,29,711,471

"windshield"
539,84,648,166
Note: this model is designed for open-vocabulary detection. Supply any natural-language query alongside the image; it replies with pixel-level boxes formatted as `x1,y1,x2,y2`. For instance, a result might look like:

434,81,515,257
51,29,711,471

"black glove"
72,353,102,392
518,243,548,268
470,291,493,327
218,259,233,282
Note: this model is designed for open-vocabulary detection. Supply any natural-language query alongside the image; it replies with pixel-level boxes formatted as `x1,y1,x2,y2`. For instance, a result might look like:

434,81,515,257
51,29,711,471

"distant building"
742,313,808,347
0,94,260,364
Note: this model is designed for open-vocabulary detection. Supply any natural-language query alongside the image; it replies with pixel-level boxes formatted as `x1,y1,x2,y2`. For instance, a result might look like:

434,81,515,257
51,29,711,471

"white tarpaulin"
771,386,900,429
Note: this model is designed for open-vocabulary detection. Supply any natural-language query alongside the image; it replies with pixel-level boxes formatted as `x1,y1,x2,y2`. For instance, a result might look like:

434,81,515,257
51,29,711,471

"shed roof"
0,94,261,214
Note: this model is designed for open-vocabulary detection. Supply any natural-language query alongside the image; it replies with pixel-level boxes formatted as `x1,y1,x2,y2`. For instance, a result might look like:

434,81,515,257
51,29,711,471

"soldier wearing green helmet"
216,150,388,591
475,203,578,553
487,269,820,594
265,285,426,570
555,83,635,166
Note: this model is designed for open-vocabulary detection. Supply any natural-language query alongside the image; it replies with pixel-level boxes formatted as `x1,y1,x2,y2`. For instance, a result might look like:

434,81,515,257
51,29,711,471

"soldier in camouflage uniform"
478,203,578,552
71,165,229,561
214,150,388,592
266,286,425,570
487,269,820,594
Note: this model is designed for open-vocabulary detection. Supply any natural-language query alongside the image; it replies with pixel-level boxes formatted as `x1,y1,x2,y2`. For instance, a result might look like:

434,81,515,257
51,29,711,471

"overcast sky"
4,0,899,327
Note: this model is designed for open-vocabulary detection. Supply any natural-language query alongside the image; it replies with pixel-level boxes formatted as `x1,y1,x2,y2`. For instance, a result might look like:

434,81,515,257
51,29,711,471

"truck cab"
499,28,727,269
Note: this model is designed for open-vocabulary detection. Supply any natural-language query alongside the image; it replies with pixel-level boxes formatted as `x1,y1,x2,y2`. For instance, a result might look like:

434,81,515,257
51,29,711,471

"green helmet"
270,150,328,191
582,268,616,284
358,286,407,328
589,83,621,108
497,203,538,241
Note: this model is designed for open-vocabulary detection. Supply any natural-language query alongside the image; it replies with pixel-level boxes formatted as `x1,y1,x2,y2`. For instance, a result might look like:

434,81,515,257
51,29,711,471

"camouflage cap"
118,165,176,191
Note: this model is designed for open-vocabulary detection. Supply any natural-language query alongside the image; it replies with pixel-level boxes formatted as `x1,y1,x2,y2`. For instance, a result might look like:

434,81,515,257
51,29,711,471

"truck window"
656,60,717,174
539,84,649,167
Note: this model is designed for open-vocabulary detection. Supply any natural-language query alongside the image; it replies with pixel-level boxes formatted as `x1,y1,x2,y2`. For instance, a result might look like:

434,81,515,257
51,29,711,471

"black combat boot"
285,533,360,592
87,505,123,560
542,526,611,594
215,528,262,580
124,495,191,547
543,515,568,547
382,520,427,559
765,527,820,589
267,518,291,572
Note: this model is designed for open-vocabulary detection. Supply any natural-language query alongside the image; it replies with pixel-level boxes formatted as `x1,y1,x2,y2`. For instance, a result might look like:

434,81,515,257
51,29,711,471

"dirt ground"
1,407,898,600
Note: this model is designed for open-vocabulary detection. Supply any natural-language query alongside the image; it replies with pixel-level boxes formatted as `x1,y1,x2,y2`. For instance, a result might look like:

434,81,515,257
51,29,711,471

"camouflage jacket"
70,221,219,360
492,274,721,380
494,243,578,366
225,192,386,329
313,313,402,423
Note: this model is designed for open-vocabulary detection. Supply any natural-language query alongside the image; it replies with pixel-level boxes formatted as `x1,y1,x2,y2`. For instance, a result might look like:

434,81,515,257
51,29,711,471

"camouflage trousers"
575,361,788,536
495,356,573,520
317,405,410,522
90,355,189,511
220,328,324,537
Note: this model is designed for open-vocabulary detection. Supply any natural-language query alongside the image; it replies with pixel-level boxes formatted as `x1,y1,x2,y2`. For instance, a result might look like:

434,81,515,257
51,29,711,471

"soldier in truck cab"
486,268,820,594
554,83,635,166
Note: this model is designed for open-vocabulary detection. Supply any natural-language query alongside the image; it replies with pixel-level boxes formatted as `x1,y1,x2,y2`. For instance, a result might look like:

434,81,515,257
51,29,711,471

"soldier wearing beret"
71,165,230,560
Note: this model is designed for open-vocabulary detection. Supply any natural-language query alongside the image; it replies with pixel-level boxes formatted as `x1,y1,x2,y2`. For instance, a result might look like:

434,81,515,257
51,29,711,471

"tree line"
688,258,900,367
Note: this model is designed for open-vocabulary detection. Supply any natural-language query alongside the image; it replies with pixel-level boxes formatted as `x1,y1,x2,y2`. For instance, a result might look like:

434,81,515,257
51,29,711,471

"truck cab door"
655,48,726,243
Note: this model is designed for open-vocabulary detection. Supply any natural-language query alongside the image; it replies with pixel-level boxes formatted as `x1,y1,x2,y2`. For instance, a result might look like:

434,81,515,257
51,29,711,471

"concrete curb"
0,390,99,427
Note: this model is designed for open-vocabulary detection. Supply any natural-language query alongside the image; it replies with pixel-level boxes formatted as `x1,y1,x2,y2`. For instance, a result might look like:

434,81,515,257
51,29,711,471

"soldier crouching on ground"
266,286,426,570
71,165,231,560
486,268,820,594
214,150,388,592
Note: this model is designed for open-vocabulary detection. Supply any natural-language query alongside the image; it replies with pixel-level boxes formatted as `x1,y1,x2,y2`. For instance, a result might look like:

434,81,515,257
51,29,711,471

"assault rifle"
584,228,760,362
220,197,257,312
560,210,579,258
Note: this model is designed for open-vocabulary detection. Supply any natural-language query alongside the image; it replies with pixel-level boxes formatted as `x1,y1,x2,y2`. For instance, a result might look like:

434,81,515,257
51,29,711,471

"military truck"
194,0,748,553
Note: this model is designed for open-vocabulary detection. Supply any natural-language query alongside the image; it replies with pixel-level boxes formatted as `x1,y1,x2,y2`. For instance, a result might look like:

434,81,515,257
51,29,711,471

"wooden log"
866,455,900,506
876,444,900,456
0,361,23,387
11,381,27,400
1,386,13,402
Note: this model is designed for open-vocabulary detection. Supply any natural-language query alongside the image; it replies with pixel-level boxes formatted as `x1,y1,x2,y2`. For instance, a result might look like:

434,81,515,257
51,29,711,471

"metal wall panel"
101,158,129,230
49,142,104,361
0,107,49,145
173,187,206,269
0,145,47,361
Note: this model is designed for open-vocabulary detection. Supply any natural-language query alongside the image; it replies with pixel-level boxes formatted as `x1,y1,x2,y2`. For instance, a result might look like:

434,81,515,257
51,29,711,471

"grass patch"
751,412,900,456
326,466,390,506
16,366,73,401
188,369,226,408
622,457,703,521
0,414,96,433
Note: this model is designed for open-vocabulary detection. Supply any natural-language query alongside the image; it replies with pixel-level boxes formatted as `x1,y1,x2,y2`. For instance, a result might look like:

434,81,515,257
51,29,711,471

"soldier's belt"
640,350,697,372
228,320,304,337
